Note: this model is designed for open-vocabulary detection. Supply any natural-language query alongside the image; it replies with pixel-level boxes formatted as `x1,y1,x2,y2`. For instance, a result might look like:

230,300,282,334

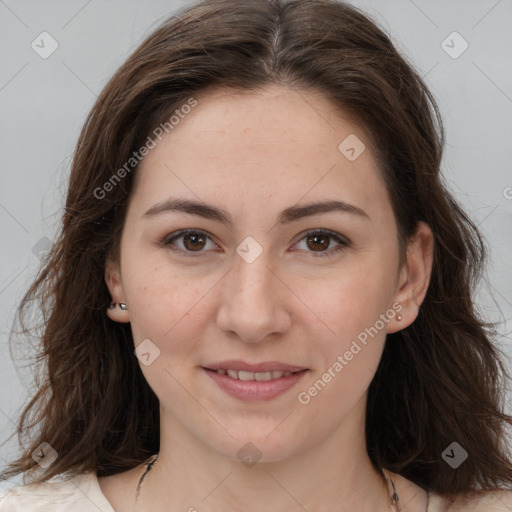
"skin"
100,83,434,512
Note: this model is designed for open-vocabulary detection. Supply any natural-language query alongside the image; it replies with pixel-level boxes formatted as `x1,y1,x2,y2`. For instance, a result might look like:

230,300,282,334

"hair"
2,0,511,497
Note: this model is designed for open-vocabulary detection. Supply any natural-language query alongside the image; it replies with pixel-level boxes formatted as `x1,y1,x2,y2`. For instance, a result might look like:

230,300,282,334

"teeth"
239,370,257,381
216,369,294,380
227,369,239,379
255,372,273,381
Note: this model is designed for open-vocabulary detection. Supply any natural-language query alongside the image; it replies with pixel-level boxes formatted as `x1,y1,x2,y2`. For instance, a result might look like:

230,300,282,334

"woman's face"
106,84,425,463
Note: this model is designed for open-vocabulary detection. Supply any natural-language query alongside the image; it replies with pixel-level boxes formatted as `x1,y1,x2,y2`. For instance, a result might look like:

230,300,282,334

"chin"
204,425,308,465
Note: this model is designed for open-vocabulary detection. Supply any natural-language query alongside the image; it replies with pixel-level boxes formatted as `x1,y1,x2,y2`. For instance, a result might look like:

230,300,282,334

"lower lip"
203,368,309,401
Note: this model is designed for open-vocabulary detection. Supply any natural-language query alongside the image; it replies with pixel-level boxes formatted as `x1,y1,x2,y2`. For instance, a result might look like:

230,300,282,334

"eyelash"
159,228,350,259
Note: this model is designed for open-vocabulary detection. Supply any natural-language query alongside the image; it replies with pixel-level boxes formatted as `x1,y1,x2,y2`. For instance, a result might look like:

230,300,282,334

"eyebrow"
142,197,370,226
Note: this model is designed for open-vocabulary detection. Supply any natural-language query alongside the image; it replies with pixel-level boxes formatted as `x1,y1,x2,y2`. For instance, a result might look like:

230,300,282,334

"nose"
215,249,292,343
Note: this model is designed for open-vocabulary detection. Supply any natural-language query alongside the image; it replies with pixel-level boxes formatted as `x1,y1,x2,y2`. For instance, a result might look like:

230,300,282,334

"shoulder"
0,472,114,512
383,469,512,512
428,488,512,511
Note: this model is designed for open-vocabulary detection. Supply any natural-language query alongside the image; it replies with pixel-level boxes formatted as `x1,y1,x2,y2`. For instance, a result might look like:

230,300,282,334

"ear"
387,221,434,334
105,256,130,323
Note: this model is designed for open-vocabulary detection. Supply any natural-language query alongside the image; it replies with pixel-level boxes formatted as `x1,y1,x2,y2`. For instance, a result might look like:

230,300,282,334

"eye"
160,229,218,257
160,228,350,259
292,229,350,258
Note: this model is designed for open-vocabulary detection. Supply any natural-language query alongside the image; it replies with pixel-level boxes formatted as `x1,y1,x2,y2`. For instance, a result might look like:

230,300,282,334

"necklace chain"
134,454,405,511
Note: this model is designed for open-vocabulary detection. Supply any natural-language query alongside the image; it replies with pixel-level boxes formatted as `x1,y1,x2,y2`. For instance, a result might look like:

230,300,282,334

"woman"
1,0,511,510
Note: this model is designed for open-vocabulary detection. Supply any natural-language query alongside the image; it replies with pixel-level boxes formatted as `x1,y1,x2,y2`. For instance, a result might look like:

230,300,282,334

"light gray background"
1,0,511,486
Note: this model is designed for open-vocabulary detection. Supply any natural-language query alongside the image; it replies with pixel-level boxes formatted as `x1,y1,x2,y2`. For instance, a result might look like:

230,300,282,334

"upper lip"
203,360,307,373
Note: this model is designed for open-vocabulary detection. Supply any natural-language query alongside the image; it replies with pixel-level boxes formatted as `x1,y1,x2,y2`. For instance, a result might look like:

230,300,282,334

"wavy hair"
2,0,511,496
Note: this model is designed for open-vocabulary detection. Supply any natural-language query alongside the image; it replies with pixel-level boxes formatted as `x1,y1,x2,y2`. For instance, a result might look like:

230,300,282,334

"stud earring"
108,302,128,311
396,313,402,321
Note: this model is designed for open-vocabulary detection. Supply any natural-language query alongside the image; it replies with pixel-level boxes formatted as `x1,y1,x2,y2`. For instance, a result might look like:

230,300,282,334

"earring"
108,302,128,311
396,313,402,321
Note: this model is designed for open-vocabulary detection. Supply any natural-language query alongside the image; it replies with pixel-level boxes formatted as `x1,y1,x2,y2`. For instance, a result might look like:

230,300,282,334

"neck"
136,406,395,512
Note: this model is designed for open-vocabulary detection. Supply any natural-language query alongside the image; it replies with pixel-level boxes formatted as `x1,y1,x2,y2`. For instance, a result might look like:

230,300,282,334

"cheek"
296,282,388,423
294,257,394,404
122,262,214,406
304,261,395,349
122,256,218,358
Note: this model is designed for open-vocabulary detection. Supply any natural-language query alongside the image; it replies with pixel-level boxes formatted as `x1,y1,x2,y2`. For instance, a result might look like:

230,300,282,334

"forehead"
141,84,369,162
131,84,389,220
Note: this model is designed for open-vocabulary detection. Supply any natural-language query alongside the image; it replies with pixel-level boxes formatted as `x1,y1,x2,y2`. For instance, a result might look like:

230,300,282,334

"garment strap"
134,453,159,502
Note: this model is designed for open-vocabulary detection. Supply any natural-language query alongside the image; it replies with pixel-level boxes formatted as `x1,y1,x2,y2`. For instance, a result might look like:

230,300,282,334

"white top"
0,472,114,511
2,471,512,511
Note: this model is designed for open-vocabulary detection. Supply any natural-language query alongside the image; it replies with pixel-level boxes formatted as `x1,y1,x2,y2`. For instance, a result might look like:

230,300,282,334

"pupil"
184,233,205,251
308,234,329,251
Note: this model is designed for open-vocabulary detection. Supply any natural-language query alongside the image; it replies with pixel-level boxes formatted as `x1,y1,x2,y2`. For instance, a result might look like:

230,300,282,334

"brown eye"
294,229,350,258
161,228,349,259
182,232,207,251
305,233,330,252
161,229,217,257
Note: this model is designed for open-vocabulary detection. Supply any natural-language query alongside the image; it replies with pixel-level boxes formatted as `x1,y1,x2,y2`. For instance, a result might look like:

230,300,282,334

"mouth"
201,361,309,401
203,368,304,381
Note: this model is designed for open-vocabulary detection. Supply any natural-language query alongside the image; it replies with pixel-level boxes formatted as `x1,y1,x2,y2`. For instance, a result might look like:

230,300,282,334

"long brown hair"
2,0,511,496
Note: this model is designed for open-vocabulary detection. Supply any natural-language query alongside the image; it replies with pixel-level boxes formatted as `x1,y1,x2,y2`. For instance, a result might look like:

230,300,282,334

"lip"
202,367,309,401
204,360,307,373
